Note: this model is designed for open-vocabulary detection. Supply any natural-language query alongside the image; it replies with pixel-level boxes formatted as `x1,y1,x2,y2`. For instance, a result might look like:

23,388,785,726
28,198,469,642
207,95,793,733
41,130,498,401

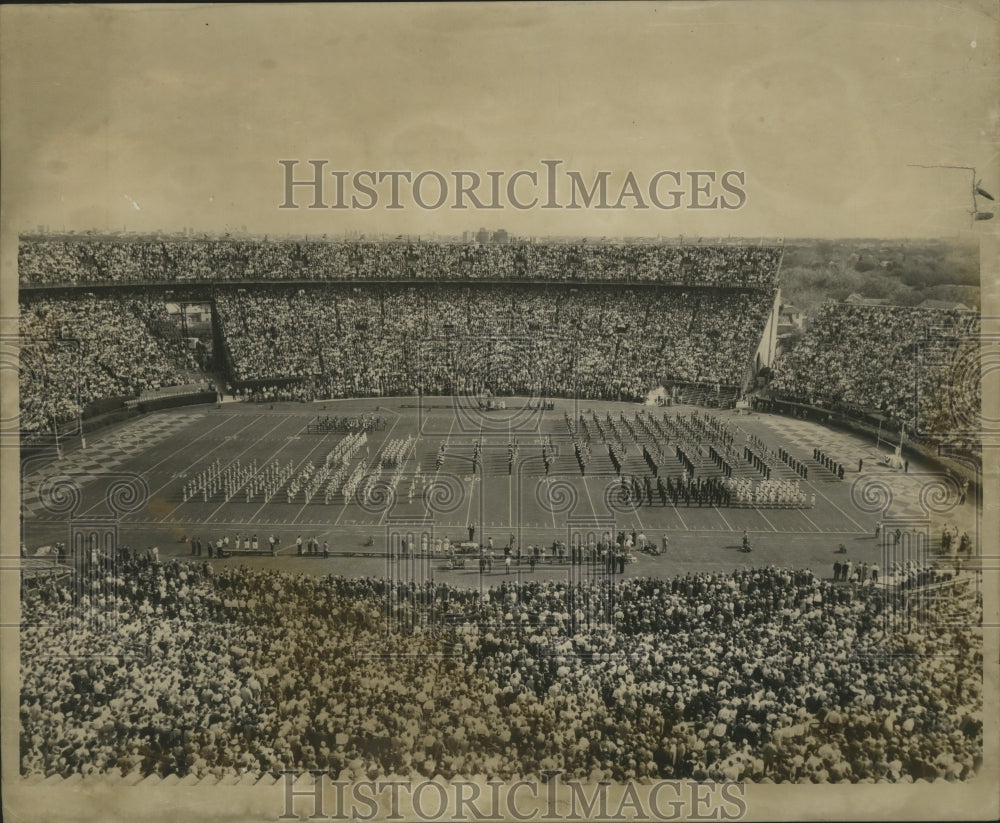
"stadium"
16,235,983,786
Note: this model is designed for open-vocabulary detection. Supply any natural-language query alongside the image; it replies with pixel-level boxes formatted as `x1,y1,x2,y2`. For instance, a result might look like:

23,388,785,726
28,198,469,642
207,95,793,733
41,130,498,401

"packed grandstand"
16,236,979,436
18,238,784,435
18,236,782,286
770,302,981,434
17,236,983,784
20,556,981,783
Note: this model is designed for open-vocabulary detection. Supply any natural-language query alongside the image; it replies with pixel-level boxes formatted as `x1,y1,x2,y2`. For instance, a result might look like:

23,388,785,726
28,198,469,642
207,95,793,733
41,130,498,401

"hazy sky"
2,1,998,239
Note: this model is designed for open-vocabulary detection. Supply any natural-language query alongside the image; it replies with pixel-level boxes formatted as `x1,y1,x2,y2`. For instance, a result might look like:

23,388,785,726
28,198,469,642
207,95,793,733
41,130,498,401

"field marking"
623,479,645,533
712,505,733,531
671,503,690,530
579,473,602,525
805,480,869,533
752,505,779,532
542,475,558,531
508,418,513,530
462,428,482,539
796,507,824,533
463,471,477,538
381,411,404,444
202,416,304,522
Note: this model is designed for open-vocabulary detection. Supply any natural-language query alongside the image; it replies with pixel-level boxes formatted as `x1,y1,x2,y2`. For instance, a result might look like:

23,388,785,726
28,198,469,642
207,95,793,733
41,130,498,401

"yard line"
712,505,733,531
624,484,645,533
382,412,404,442
671,503,690,530
331,484,359,527
543,471,558,531
796,507,824,533
508,418,513,530
461,427,483,540
462,468,478,540
752,505,779,532
202,416,302,522
806,480,869,532
579,473,601,525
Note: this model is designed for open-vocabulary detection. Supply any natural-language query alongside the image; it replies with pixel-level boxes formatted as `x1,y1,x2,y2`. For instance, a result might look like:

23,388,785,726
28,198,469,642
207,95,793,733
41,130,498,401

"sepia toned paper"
1,2,998,821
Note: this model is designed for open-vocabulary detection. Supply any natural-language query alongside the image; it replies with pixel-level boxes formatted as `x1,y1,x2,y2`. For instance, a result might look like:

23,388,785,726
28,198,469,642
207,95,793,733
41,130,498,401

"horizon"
14,230,981,244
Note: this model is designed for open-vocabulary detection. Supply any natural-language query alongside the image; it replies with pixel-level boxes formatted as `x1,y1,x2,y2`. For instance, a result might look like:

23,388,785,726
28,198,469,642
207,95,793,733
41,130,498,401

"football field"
20,396,977,580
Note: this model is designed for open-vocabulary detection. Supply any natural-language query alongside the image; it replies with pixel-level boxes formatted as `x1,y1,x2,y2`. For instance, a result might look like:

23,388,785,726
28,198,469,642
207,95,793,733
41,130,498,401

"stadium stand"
769,303,980,431
18,238,783,434
19,555,981,782
18,237,782,287
214,285,774,400
18,296,200,436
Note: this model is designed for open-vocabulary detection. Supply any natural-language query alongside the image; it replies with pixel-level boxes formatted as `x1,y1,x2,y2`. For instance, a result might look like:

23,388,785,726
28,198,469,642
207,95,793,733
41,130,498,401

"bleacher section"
213,285,776,401
18,238,785,435
770,303,980,431
19,296,201,436
18,237,782,287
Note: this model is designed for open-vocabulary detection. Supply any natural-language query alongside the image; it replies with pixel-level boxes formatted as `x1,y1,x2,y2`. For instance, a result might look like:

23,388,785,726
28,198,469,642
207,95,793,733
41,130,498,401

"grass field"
20,396,979,582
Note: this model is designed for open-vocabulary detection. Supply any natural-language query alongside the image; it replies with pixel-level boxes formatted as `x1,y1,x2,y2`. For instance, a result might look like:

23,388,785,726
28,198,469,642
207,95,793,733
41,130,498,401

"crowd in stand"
16,284,771,434
18,296,197,435
216,285,773,400
19,238,782,287
16,238,781,433
20,555,981,783
771,304,980,430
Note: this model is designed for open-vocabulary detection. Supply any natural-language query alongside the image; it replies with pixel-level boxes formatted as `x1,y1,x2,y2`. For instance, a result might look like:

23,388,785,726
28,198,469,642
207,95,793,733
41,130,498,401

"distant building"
493,229,509,244
777,303,805,333
844,293,888,307
917,299,971,312
475,228,490,244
